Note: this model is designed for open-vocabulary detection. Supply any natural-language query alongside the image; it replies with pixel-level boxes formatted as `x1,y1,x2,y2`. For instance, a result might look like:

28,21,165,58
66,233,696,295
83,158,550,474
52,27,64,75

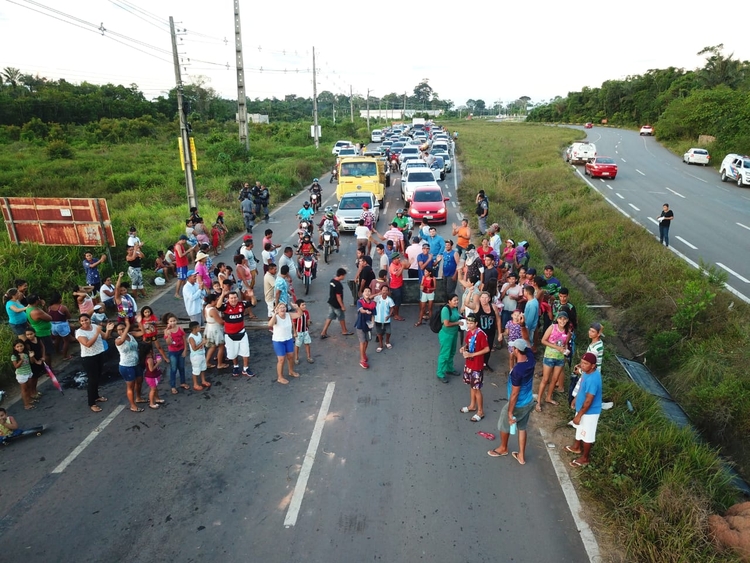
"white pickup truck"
565,142,597,165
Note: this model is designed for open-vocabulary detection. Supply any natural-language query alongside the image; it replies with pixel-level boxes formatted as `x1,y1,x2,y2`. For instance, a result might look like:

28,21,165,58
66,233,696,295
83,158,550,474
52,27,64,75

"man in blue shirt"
567,352,603,468
488,320,535,464
442,240,460,295
522,285,539,349
297,201,315,222
416,243,433,281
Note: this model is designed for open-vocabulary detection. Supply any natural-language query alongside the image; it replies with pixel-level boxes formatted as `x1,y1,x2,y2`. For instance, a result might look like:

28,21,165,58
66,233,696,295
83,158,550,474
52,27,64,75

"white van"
566,142,597,165
719,154,750,187
371,129,383,143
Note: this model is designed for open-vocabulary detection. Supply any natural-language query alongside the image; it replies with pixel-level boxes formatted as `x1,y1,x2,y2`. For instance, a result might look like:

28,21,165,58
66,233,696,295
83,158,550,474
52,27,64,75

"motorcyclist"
392,208,412,242
297,233,319,280
309,179,323,211
317,210,340,253
330,164,338,183
297,201,315,222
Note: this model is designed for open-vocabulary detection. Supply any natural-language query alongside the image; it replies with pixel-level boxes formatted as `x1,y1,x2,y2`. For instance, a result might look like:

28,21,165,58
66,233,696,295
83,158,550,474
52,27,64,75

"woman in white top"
203,293,229,369
76,314,115,413
115,319,145,412
268,302,302,385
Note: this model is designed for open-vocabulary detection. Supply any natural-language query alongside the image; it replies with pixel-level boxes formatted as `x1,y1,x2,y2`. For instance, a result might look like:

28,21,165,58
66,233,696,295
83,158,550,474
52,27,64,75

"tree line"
526,45,750,155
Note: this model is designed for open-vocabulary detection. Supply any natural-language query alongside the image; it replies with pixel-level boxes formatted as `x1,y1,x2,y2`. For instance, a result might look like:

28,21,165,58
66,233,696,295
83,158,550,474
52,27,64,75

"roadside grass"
0,118,359,387
452,121,748,561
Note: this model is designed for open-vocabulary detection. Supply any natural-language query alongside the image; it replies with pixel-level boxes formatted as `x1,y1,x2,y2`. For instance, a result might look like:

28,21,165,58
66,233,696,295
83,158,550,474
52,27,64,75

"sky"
1,0,748,109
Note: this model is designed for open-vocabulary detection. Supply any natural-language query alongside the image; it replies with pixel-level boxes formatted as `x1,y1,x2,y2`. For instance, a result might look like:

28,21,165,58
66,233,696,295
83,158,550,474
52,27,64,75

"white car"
433,150,452,172
719,154,750,187
336,147,358,163
371,129,383,143
683,148,710,166
335,192,379,232
332,140,353,155
639,125,654,136
401,157,427,175
399,145,421,164
401,170,439,203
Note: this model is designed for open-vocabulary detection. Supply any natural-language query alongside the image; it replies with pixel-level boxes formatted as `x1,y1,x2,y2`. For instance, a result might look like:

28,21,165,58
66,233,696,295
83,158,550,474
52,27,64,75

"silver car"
334,192,380,232
433,150,452,173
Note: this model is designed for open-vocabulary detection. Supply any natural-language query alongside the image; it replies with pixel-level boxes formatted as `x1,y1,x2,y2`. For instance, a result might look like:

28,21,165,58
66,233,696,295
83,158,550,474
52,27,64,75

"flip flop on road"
487,450,508,458
511,452,526,465
459,406,477,413
570,459,589,468
470,414,485,422
565,446,582,454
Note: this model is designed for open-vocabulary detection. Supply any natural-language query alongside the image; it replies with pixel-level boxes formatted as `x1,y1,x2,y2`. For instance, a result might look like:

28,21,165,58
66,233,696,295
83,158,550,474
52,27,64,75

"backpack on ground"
430,305,447,333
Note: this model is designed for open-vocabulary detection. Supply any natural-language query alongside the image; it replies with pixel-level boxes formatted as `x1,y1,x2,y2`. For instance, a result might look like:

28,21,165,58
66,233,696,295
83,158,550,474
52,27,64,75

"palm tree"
2,67,21,88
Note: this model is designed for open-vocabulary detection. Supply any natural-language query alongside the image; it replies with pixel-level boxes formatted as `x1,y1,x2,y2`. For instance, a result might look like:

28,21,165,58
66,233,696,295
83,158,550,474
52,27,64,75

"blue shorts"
543,356,565,368
119,365,141,382
177,266,188,280
390,286,403,307
272,338,295,356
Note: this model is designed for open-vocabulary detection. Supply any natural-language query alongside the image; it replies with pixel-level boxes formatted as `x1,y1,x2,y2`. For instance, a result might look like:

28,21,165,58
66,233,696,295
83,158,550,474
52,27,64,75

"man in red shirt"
173,235,193,298
387,253,406,321
217,288,255,378
459,313,490,422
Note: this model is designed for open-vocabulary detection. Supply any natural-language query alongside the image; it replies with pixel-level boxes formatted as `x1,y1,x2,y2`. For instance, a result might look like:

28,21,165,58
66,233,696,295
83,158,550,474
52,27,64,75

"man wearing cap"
183,269,207,326
241,193,255,233
475,190,489,235
569,322,604,403
567,352,602,468
488,317,535,464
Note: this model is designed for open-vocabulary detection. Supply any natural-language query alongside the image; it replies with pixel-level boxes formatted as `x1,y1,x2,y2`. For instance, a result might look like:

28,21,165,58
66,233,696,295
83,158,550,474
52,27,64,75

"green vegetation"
527,45,750,157
0,105,373,387
453,120,747,562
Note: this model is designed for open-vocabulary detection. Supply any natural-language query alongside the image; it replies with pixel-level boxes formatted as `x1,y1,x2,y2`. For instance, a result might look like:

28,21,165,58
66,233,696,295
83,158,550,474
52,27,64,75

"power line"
107,0,169,34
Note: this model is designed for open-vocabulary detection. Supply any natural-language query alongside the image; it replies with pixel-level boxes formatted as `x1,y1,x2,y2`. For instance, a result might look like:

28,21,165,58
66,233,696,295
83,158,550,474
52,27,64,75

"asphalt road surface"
573,126,750,302
0,144,590,562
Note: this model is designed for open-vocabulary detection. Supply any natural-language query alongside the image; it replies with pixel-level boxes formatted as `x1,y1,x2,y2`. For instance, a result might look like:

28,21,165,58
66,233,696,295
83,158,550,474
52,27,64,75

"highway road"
572,126,750,302
0,144,592,562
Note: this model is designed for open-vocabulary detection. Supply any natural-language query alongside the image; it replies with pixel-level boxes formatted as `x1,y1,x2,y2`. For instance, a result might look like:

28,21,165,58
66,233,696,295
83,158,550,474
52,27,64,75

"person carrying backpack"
435,294,462,384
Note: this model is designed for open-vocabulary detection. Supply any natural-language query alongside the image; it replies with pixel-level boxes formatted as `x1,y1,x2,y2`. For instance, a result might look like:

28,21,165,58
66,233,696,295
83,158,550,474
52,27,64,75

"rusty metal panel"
0,197,116,247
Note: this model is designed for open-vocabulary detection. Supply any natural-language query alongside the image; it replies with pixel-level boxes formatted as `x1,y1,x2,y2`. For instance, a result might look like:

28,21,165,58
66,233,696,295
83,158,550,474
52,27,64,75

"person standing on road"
567,352,603,468
76,314,115,413
173,235,193,298
241,194,255,233
436,294,461,383
387,254,406,321
459,313,490,421
263,263,278,319
657,203,674,247
488,320,535,465
452,218,471,255
320,268,354,338
217,288,255,378
183,270,207,326
268,302,302,384
114,319,145,413
442,240,460,296
475,190,489,235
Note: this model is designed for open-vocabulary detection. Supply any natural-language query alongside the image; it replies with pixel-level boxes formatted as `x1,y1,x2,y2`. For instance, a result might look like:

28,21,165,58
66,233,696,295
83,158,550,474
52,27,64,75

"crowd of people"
3,174,605,468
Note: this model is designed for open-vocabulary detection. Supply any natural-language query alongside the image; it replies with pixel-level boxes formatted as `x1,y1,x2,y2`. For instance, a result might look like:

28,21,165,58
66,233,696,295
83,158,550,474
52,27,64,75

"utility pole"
312,46,319,149
234,0,249,151
403,92,407,120
170,16,196,209
350,85,354,123
366,88,370,132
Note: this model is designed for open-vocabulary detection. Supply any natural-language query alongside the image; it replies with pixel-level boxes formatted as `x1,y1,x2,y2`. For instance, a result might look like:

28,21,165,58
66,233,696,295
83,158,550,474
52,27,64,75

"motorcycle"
300,253,316,294
311,192,321,212
322,231,335,264
330,167,338,183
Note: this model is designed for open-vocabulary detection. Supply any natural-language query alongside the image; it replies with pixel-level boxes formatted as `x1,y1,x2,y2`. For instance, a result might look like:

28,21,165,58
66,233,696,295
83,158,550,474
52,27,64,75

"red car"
408,186,449,224
584,122,593,129
585,157,618,179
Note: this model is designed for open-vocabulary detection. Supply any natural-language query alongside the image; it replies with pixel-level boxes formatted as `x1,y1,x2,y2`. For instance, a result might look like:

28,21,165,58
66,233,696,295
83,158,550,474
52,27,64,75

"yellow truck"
336,156,386,206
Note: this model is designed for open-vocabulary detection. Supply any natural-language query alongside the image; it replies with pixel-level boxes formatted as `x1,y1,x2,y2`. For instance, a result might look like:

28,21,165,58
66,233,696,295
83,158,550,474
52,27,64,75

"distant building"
249,114,269,124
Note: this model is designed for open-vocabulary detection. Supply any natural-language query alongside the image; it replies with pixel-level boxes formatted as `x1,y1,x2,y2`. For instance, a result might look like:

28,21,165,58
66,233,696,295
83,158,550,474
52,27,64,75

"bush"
46,140,75,160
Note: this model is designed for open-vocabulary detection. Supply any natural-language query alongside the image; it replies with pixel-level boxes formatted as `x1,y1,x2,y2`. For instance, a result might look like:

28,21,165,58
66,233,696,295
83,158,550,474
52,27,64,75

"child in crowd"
293,299,313,364
501,309,523,373
155,250,173,282
416,268,436,326
188,321,210,391
143,347,165,409
163,313,188,394
137,306,167,362
11,340,35,409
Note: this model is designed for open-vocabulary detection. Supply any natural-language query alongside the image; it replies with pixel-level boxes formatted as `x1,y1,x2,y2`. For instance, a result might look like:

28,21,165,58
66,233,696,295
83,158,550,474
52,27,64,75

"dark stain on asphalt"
127,425,140,431
197,525,205,531
165,515,172,522
266,435,282,444
253,421,266,429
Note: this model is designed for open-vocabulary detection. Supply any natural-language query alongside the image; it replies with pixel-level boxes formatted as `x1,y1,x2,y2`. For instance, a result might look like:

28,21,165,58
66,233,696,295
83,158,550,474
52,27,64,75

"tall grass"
452,121,747,562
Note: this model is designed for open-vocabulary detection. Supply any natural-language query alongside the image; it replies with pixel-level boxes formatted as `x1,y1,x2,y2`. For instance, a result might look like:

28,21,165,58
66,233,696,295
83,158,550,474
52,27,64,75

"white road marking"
605,184,613,190
620,158,626,163
647,217,659,225
446,191,452,197
456,212,464,221
615,193,624,200
52,405,126,474
384,201,389,215
539,429,601,563
716,263,750,284
684,172,708,183
675,236,697,249
665,187,685,199
451,201,456,207
628,203,640,211
636,169,645,176
737,223,750,232
284,382,336,527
